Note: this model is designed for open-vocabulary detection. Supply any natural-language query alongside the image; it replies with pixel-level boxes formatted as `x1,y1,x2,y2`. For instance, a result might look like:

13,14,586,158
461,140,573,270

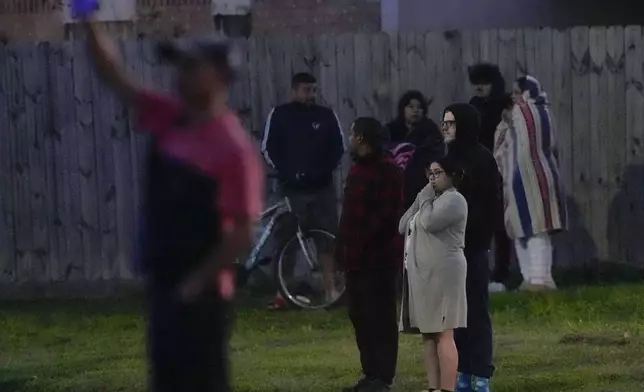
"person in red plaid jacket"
335,117,404,392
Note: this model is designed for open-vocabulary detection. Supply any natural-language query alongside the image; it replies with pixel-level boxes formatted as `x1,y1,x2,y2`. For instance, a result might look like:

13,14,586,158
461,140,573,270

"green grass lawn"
1,285,644,392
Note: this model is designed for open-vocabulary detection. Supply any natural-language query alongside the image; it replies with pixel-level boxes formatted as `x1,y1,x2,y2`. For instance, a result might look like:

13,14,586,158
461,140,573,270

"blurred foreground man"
82,13,264,392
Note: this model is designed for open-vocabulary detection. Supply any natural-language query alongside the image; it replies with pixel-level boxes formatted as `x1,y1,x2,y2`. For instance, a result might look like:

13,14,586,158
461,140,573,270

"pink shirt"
136,90,264,230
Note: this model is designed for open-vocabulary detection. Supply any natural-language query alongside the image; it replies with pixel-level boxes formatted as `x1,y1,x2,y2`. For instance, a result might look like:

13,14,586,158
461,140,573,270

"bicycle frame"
241,196,318,272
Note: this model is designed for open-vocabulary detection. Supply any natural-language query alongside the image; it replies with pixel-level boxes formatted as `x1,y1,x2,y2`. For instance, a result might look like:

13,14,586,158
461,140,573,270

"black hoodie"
444,103,503,252
468,63,507,152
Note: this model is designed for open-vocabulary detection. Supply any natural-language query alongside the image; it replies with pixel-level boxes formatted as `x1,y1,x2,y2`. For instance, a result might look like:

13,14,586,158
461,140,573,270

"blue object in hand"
72,0,99,19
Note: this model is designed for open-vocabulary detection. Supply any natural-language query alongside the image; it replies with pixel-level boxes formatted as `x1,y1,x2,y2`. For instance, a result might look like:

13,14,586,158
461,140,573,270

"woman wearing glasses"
399,154,468,392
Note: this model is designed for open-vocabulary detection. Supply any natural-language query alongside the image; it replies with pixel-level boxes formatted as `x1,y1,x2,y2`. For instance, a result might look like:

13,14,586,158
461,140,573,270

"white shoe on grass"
488,282,507,293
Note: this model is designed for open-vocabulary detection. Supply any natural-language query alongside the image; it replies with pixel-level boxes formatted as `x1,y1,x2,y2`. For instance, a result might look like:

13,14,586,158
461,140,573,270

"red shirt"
335,153,404,271
137,91,264,226
136,91,264,292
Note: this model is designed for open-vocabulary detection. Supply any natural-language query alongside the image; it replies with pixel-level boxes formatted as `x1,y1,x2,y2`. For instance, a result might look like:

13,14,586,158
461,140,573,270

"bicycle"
235,184,345,310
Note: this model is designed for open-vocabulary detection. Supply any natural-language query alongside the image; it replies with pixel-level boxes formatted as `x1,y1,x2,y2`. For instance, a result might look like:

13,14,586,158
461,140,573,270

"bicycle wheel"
275,229,345,310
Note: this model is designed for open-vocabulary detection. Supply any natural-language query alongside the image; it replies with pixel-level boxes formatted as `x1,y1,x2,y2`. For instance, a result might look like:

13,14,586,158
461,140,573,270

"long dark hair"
431,154,464,187
396,90,429,120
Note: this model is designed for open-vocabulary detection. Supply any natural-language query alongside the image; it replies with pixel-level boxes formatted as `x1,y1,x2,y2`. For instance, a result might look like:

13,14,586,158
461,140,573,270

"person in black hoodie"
468,63,506,151
441,103,502,392
468,63,512,293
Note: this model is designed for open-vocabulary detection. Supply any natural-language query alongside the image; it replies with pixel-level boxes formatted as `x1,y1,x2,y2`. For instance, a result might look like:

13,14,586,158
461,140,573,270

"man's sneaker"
341,377,373,392
364,379,391,392
267,294,287,310
488,282,507,293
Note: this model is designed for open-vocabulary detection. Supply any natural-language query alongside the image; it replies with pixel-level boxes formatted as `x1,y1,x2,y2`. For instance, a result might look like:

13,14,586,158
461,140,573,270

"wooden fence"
1,26,644,285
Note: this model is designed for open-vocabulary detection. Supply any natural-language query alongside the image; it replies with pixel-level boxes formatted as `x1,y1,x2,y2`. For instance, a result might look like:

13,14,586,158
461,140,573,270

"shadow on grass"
0,378,30,392
559,332,631,346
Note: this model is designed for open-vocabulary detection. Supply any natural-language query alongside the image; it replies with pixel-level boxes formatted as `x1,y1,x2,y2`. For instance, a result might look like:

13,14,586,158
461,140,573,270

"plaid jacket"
335,153,404,271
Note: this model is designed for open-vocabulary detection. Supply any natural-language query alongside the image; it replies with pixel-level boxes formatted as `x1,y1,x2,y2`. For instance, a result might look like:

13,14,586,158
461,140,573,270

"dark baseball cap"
156,39,241,81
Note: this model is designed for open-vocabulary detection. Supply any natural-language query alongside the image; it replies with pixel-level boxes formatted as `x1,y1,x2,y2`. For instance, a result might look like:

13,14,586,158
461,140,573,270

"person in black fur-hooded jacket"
468,63,513,294
468,63,507,152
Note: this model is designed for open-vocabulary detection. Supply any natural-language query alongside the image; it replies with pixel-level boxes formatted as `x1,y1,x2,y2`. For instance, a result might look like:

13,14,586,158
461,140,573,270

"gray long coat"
398,184,468,334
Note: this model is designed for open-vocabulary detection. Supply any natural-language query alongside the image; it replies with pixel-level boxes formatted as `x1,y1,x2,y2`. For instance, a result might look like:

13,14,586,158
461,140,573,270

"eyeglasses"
441,120,456,129
425,169,445,179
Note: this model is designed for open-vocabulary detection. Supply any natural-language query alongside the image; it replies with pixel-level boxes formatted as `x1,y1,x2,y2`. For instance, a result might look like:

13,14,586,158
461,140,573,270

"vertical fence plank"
370,33,390,122
52,42,82,281
42,44,60,282
550,28,576,268
403,32,426,108
397,33,412,94
90,50,119,280
570,27,593,265
551,29,573,193
536,28,554,97
479,29,498,64
459,30,480,109
523,28,537,76
23,43,52,281
267,36,291,111
110,42,135,280
230,38,253,134
335,34,356,203
605,26,626,265
0,44,17,283
124,40,144,274
426,32,445,120
423,32,440,120
588,26,610,259
497,29,517,87
623,26,644,265
388,34,401,115
72,42,100,280
442,30,464,105
318,35,340,114
7,45,33,282
353,33,373,117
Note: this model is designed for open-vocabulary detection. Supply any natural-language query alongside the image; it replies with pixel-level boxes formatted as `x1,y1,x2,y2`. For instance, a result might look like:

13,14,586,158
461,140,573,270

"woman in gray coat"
399,154,468,392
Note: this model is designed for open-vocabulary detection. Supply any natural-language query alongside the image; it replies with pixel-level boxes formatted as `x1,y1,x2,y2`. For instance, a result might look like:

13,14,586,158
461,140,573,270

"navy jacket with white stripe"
261,101,345,191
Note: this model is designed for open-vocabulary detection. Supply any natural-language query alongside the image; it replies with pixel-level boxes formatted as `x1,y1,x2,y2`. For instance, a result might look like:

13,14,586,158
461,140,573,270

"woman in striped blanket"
493,75,567,291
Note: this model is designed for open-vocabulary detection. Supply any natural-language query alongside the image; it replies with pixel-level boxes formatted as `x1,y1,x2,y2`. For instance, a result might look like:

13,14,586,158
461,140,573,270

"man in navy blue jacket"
261,72,346,309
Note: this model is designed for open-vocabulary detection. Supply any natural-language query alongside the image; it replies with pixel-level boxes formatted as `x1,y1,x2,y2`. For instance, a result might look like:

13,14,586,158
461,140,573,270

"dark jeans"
454,249,495,379
147,283,231,392
491,221,512,283
346,268,399,385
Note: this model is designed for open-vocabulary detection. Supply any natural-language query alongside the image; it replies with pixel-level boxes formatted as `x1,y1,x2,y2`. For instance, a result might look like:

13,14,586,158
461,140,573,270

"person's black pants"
147,282,231,392
491,221,512,283
454,249,495,379
346,268,399,385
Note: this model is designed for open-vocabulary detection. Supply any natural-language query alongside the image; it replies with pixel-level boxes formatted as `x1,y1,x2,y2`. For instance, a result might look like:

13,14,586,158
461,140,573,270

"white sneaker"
488,282,507,293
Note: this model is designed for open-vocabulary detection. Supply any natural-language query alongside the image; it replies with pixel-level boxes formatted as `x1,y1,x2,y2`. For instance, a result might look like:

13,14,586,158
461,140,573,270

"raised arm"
84,20,139,103
418,192,467,233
